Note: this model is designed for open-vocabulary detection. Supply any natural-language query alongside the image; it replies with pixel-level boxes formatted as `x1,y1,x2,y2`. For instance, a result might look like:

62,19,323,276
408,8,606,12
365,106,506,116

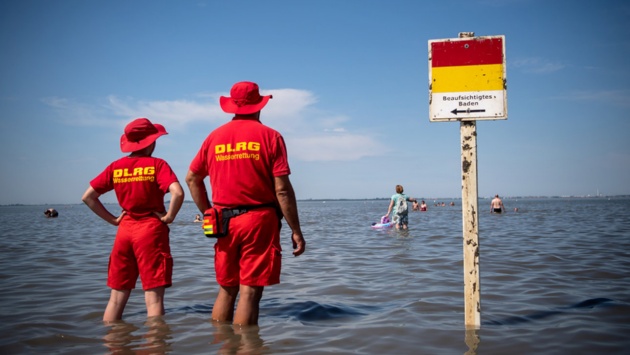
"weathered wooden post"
458,31,481,330
461,116,480,328
428,32,507,329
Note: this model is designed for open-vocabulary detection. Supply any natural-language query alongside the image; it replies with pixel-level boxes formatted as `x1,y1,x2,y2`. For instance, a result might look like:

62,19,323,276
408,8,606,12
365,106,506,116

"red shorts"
108,216,173,291
214,208,281,287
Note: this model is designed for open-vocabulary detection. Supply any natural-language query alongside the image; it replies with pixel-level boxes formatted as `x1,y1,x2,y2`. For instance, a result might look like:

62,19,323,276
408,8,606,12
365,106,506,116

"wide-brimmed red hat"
120,118,168,153
220,81,272,115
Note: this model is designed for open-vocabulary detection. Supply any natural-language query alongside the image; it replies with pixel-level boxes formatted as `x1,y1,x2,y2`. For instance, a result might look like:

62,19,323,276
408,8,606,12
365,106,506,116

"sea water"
0,198,629,354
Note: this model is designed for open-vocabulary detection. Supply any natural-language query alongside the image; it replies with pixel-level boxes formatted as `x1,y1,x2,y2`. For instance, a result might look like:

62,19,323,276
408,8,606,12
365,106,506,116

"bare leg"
212,285,239,322
233,285,264,326
104,289,131,322
145,287,165,318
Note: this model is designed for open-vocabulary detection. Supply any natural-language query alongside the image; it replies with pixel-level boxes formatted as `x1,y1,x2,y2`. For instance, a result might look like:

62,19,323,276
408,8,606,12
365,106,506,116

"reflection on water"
211,322,267,355
103,316,173,354
0,198,629,354
465,329,479,355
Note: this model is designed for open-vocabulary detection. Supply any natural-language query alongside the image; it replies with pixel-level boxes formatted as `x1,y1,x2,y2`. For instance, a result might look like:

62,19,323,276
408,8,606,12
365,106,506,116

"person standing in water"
82,118,184,322
490,194,505,214
186,81,305,326
385,185,418,230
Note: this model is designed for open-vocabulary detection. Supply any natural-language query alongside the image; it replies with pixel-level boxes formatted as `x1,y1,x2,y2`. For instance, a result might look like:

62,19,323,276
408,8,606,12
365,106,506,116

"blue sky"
1,0,629,205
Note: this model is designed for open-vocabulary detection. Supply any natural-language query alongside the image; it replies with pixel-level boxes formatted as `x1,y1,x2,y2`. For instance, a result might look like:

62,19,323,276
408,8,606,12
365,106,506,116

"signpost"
428,32,507,329
429,34,507,122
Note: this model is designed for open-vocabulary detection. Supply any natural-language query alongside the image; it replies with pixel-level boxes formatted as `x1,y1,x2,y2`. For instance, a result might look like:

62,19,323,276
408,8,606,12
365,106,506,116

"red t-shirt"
90,156,179,217
189,118,290,208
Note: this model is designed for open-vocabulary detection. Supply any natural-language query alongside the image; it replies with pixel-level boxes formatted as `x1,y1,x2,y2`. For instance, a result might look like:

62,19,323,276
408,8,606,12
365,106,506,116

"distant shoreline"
3,195,629,207
297,195,630,202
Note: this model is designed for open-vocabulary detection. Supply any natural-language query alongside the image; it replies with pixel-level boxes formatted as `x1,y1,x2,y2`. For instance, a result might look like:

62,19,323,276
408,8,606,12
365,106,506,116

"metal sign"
429,35,507,121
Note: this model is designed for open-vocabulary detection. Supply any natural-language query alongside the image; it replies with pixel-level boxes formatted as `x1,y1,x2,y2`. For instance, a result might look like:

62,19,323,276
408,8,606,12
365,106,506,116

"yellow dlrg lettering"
113,166,156,178
235,142,247,151
215,141,261,154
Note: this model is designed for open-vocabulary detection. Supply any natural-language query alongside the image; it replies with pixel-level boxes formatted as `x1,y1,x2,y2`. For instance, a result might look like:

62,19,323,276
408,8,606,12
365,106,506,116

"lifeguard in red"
91,156,179,290
91,157,178,219
83,118,184,322
190,119,290,208
186,81,305,326
189,117,290,286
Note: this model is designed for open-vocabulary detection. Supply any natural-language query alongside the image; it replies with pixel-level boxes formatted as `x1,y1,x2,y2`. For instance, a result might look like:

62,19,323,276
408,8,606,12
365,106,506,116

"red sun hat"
120,118,168,153
220,81,272,115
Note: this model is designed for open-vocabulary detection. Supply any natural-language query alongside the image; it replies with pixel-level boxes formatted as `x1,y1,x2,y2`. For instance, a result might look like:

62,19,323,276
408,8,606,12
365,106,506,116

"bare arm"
81,186,125,226
156,181,185,224
185,170,211,213
275,175,305,257
386,199,394,216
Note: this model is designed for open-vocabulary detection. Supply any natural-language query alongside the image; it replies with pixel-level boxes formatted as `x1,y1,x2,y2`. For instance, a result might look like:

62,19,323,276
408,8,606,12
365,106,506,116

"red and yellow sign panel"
429,36,507,121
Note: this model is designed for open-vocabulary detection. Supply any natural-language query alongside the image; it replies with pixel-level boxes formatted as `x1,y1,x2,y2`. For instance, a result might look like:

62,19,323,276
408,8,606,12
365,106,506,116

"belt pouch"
203,207,229,238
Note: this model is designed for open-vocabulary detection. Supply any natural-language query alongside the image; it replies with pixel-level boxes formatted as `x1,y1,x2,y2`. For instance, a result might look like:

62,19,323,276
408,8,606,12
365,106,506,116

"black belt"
222,203,277,219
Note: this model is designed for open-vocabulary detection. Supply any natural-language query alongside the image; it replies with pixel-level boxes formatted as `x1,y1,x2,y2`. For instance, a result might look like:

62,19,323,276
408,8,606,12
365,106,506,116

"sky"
1,0,629,205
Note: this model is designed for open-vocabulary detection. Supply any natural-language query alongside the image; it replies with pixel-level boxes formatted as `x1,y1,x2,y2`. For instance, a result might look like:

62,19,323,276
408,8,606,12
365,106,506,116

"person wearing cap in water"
186,81,305,326
82,118,184,322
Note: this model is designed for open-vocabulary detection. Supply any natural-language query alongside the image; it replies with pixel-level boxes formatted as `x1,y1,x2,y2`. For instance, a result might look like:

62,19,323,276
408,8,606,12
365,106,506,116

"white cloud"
42,87,388,162
105,96,224,128
262,88,318,118
256,88,318,133
559,89,630,107
287,133,387,162
511,57,564,74
325,128,347,133
42,97,117,127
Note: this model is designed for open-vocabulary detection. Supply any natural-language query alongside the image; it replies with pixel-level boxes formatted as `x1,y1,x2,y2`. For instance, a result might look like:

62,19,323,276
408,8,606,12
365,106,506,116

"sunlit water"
1,198,629,354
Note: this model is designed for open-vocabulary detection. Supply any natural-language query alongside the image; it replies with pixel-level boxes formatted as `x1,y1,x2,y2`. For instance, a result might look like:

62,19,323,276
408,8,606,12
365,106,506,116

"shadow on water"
170,303,213,314
264,299,381,326
484,297,615,326
163,296,383,319
122,303,213,318
168,299,378,325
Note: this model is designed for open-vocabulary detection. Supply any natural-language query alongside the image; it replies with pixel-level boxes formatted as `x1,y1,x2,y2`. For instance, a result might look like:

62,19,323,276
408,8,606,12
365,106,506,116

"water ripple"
1,199,630,354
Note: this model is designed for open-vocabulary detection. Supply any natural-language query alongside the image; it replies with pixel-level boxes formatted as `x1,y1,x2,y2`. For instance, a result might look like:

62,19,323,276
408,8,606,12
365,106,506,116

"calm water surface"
1,198,629,354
